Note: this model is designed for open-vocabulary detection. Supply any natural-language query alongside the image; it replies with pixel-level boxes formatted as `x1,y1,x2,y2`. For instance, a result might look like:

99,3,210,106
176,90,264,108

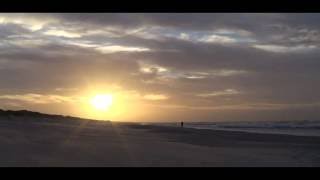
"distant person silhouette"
181,121,184,128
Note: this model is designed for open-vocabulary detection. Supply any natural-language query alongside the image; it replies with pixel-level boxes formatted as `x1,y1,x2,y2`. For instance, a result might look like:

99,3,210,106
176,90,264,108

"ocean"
155,120,320,137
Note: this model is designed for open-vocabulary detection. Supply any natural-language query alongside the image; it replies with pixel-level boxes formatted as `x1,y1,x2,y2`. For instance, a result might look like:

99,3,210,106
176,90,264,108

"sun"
90,94,113,111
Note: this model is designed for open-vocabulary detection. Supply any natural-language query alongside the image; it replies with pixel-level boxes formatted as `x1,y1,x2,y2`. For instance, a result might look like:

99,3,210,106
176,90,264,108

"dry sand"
1,117,320,167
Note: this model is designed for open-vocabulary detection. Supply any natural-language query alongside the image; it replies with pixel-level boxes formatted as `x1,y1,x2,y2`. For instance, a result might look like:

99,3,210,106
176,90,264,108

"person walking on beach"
181,121,184,128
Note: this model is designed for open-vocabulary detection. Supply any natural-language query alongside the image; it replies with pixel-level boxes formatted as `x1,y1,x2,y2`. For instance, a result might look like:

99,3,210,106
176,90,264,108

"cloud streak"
0,93,78,104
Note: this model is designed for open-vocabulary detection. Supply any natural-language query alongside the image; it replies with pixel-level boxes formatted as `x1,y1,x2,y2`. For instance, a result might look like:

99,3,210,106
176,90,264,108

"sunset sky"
1,13,320,122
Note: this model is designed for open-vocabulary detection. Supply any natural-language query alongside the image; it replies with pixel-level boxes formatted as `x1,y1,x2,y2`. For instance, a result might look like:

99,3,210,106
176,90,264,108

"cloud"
0,93,78,104
213,28,253,36
138,61,168,74
179,33,190,40
197,89,241,97
149,101,320,111
95,45,150,54
253,44,317,53
199,34,237,44
43,29,82,38
0,13,57,31
1,13,320,121
5,38,50,48
54,87,79,92
143,94,169,100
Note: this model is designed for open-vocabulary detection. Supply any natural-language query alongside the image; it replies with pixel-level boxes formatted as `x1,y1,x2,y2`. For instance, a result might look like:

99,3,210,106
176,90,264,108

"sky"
1,13,320,122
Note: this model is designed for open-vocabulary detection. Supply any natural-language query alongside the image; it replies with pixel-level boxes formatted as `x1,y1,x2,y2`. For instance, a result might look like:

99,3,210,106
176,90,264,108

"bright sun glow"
90,94,113,111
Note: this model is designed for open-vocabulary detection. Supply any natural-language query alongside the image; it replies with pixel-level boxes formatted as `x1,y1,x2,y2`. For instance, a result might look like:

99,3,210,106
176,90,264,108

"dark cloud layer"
1,13,320,121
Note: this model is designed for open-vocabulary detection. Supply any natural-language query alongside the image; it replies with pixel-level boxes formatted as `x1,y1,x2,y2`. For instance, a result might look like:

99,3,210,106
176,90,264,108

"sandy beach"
1,117,320,167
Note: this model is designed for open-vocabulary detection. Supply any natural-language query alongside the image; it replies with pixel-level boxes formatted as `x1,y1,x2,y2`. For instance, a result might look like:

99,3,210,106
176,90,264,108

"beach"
1,117,320,167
